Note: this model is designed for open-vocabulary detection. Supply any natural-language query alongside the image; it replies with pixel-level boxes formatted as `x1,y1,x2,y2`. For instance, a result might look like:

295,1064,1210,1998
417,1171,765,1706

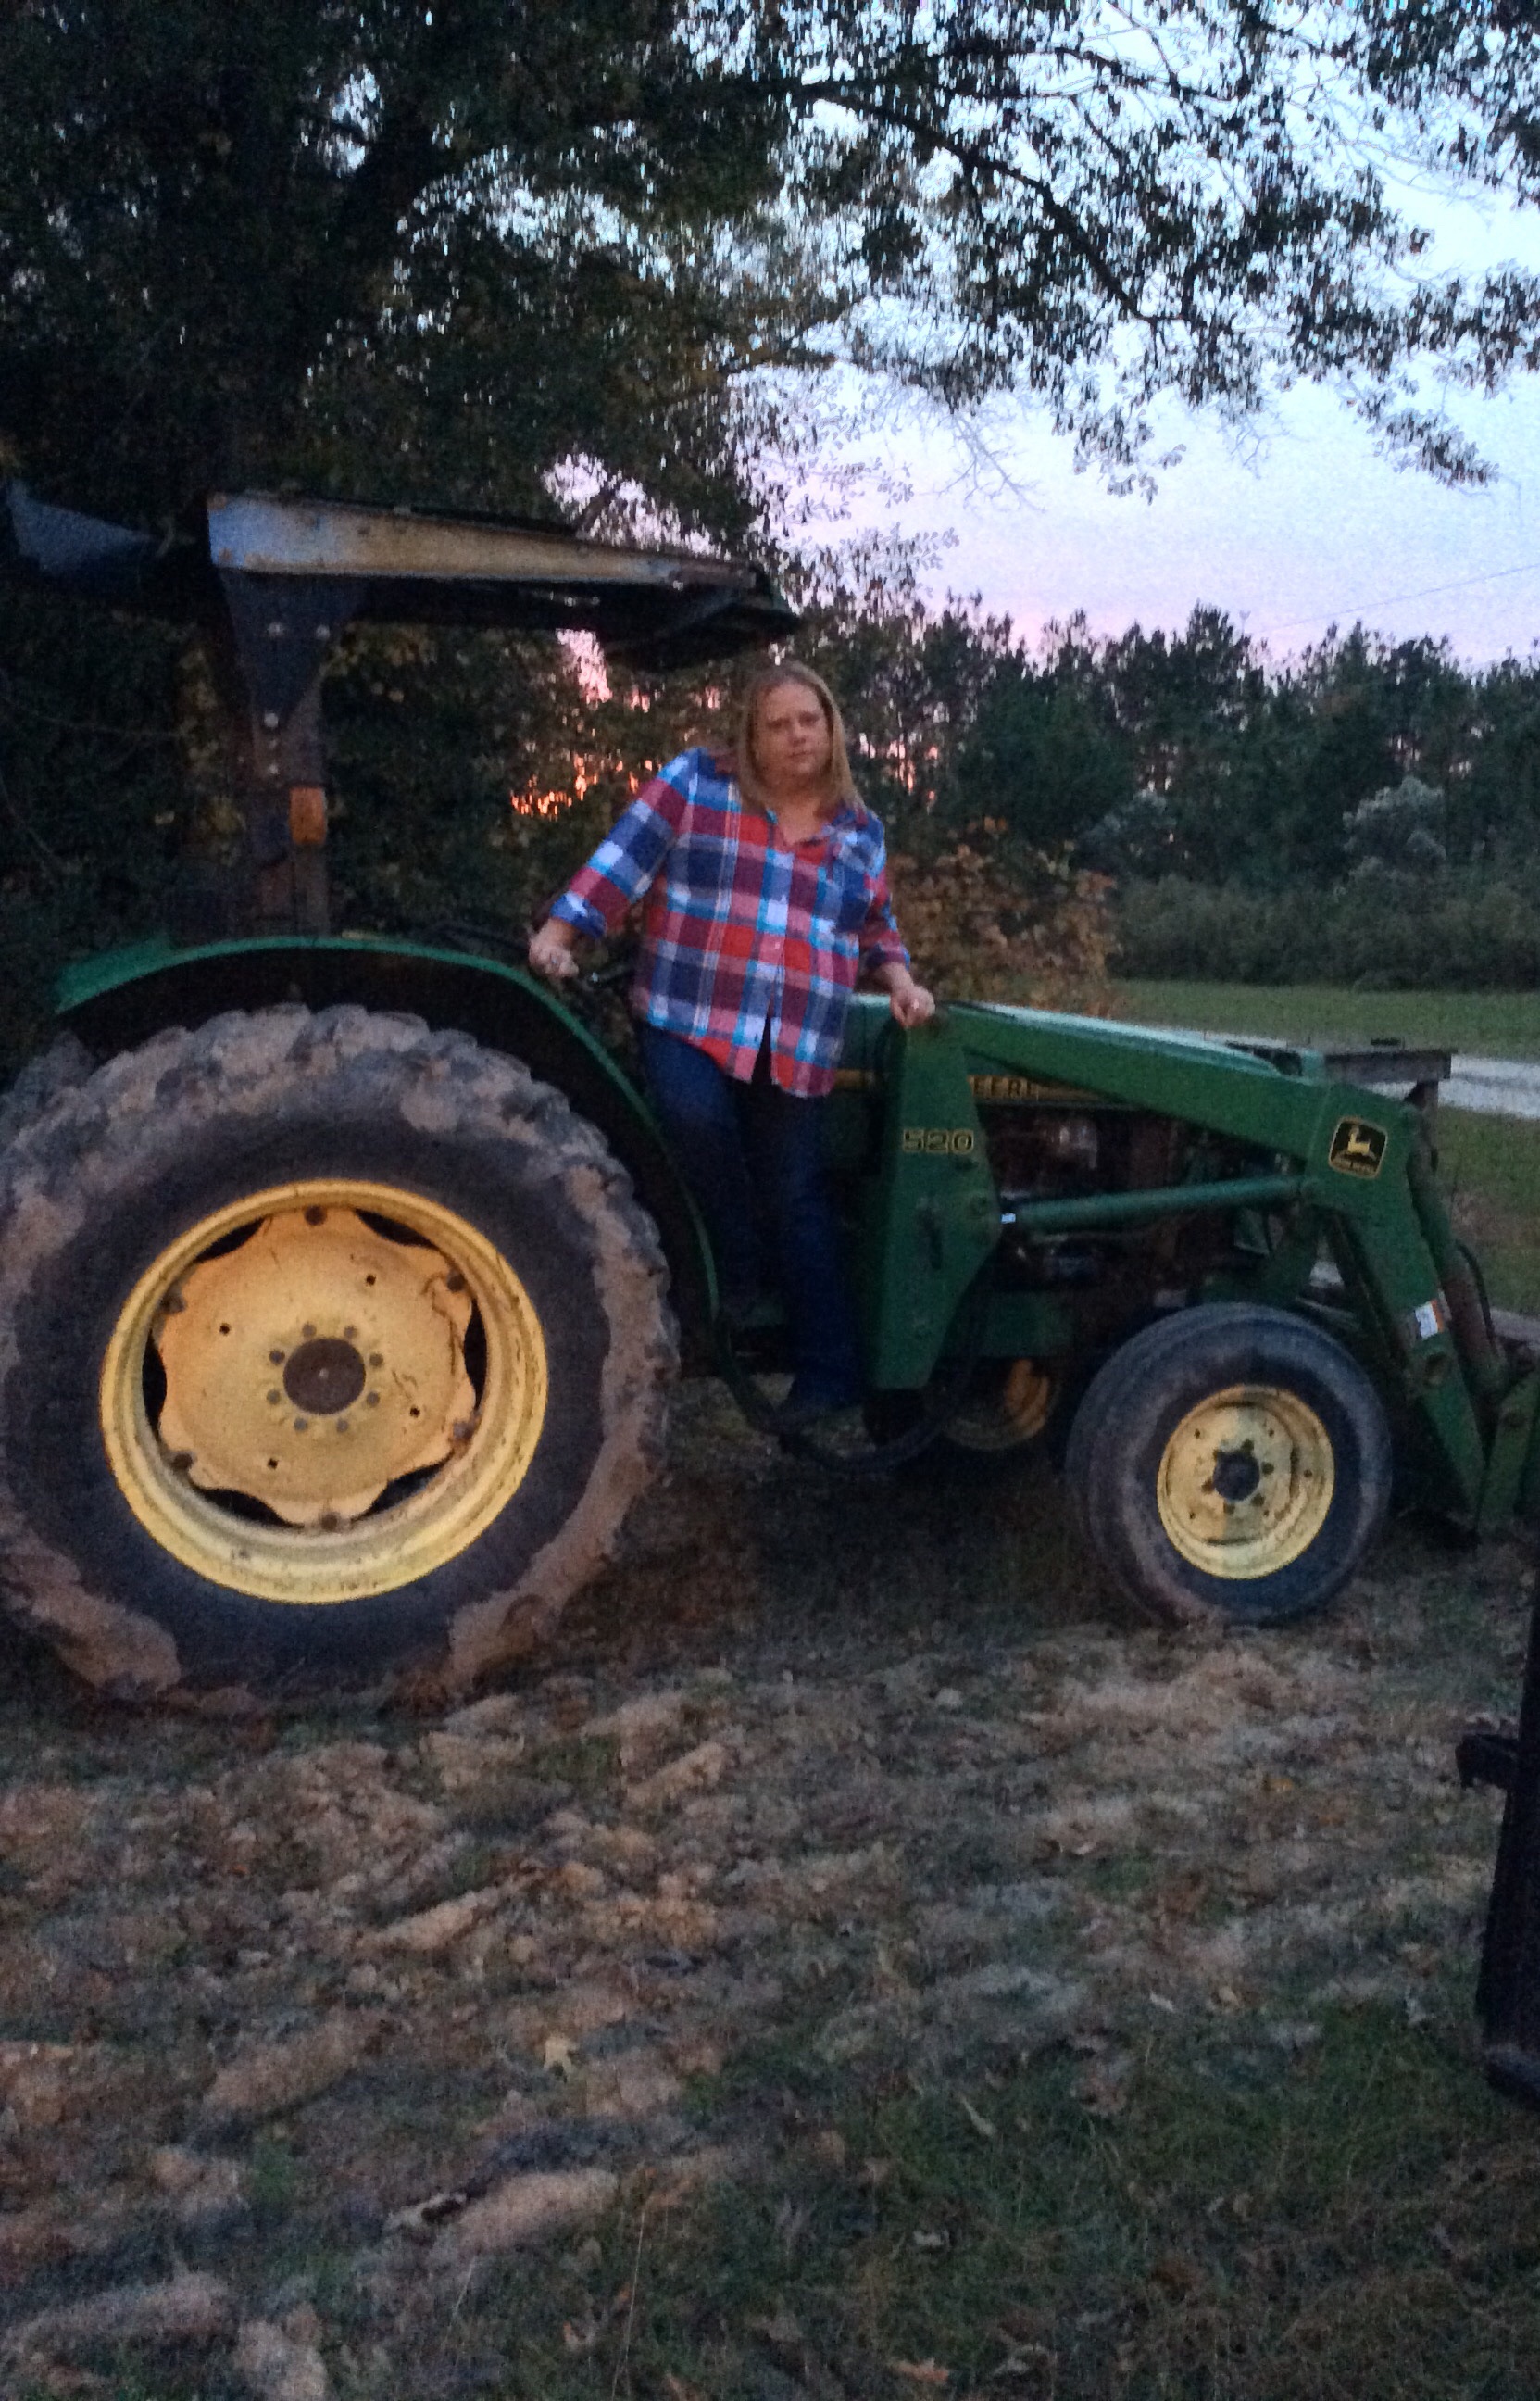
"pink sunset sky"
826,187,1540,667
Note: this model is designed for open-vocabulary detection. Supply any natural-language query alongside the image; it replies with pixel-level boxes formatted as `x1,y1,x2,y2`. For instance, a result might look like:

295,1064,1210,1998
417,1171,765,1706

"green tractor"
1,484,1536,1708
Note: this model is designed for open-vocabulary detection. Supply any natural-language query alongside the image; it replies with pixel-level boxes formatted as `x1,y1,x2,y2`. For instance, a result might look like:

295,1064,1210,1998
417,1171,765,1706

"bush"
1342,773,1447,873
888,827,1116,1012
1111,869,1540,989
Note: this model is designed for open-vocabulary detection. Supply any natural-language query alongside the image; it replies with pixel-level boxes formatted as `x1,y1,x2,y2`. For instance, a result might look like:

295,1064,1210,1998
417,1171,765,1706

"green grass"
24,2001,1540,2400
1436,1111,1540,1313
305,1999,1540,2401
247,2131,303,2222
1113,979,1540,1059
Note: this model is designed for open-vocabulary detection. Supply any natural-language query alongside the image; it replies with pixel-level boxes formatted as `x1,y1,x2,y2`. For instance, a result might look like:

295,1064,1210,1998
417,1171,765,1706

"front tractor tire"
0,1007,675,1704
1064,1304,1393,1628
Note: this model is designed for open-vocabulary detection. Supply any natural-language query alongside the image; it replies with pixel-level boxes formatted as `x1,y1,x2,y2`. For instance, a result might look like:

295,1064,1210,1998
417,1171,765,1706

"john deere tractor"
1,483,1536,1708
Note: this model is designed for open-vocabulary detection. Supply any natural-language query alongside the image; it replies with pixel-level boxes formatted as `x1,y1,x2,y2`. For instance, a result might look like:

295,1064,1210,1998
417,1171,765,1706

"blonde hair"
733,661,859,817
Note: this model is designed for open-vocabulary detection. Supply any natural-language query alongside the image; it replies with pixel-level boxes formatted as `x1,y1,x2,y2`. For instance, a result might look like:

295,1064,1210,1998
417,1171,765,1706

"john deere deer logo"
1329,1117,1388,1179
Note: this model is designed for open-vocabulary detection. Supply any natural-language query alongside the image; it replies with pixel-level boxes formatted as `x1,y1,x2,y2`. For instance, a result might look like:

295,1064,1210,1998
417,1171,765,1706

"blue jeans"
636,1022,862,1403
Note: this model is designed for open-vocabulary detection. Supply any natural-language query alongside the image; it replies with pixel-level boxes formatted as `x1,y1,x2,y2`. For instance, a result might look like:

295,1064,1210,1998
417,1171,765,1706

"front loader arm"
856,1001,1512,1522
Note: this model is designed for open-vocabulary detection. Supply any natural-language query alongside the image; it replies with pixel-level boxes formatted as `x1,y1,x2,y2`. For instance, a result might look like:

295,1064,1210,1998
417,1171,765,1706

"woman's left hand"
884,970,936,1029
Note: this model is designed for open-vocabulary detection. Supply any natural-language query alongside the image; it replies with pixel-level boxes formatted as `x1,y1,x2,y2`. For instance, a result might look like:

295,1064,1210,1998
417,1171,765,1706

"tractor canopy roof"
1,482,796,672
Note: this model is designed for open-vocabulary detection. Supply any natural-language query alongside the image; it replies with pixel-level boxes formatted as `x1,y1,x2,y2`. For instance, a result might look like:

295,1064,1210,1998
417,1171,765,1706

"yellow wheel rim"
948,1358,1057,1452
1156,1384,1334,1579
99,1181,548,1604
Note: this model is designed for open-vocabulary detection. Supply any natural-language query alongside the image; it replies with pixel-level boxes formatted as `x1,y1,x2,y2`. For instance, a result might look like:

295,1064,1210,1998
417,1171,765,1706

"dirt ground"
0,1384,1532,2398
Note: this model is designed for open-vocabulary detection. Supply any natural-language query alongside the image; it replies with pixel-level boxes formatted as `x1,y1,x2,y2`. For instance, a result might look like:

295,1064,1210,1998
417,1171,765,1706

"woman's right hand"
528,919,581,981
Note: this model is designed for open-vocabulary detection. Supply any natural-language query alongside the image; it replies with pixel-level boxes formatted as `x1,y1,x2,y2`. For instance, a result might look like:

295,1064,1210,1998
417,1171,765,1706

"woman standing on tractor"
529,662,934,1421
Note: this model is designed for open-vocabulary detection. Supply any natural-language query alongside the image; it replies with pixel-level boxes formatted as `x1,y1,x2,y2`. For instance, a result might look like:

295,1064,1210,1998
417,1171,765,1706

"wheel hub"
282,1337,367,1416
155,1204,478,1528
282,1344,369,1412
1156,1385,1335,1578
1210,1445,1261,1504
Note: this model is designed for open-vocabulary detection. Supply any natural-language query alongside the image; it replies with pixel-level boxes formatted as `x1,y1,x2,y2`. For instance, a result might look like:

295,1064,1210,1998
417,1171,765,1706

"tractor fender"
52,933,716,1356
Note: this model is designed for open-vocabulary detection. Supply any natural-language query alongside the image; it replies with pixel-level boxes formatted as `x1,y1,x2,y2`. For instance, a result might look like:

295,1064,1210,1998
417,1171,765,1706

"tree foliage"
767,0,1540,484
887,836,1115,1012
0,1,826,535
5,4,1540,1065
5,3,1540,527
769,549,1540,992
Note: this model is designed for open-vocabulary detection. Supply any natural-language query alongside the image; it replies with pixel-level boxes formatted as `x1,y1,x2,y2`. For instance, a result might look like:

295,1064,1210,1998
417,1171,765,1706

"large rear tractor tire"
1063,1303,1392,1628
0,1007,675,1705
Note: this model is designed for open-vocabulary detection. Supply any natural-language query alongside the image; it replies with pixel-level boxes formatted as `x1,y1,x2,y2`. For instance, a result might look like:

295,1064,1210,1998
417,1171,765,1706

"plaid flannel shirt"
551,747,909,1096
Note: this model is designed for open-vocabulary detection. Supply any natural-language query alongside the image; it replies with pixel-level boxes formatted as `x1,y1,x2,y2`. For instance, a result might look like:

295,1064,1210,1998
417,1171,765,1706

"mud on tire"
0,1007,675,1704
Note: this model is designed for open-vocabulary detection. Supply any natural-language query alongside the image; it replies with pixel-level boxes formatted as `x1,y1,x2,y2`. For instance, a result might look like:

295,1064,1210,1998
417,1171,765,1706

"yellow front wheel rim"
1156,1385,1334,1579
99,1181,548,1604
948,1358,1057,1452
